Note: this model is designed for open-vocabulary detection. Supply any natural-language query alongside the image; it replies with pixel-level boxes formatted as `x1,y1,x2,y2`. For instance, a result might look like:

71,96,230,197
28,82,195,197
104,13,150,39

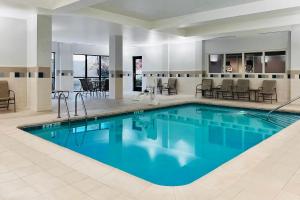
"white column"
27,14,52,111
56,43,73,91
109,35,123,99
290,27,300,101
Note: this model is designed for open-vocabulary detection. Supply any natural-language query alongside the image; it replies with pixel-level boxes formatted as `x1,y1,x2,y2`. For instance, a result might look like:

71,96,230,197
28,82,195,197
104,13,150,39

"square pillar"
109,35,123,99
27,14,52,111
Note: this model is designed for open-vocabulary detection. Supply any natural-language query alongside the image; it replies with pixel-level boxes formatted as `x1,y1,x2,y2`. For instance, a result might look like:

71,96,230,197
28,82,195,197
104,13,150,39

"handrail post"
57,92,70,120
74,92,88,122
75,92,79,116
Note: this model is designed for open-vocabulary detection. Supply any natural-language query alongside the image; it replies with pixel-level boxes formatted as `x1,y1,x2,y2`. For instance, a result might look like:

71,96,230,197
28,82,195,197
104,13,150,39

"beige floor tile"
283,172,300,196
42,185,87,200
21,172,67,193
62,171,87,184
86,185,121,200
0,171,19,184
99,170,151,197
13,165,43,178
137,185,176,200
274,191,300,200
0,179,41,200
71,177,103,193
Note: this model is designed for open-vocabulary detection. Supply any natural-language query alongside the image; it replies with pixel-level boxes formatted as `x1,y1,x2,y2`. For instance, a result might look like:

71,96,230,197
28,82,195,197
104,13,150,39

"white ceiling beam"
152,0,300,30
184,12,300,37
71,7,152,29
54,0,108,12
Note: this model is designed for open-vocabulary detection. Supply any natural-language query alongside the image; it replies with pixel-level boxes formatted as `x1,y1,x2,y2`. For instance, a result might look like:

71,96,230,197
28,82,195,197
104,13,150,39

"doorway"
133,56,142,92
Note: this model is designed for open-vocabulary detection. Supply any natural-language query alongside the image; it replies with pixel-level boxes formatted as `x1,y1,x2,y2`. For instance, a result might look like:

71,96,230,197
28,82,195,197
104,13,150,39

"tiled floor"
0,94,300,200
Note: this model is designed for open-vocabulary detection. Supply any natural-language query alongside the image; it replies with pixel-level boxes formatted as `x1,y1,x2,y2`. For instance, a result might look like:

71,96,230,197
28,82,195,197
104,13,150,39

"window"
244,52,263,73
73,55,86,91
51,52,55,91
73,54,109,91
265,51,286,73
101,56,109,81
87,56,100,78
209,54,223,73
225,54,242,73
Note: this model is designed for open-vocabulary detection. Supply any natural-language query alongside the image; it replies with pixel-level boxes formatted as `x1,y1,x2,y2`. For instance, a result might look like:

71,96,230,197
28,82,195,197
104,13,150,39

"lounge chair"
216,79,234,99
233,79,250,101
162,78,177,95
0,81,16,112
258,80,277,103
195,79,213,98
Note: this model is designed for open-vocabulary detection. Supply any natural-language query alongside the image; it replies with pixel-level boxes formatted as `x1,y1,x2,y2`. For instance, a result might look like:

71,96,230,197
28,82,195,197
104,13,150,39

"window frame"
73,54,109,90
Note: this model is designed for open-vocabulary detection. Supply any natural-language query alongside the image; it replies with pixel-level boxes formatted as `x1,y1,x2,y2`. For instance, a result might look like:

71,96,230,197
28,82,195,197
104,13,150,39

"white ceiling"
92,0,263,20
52,15,187,46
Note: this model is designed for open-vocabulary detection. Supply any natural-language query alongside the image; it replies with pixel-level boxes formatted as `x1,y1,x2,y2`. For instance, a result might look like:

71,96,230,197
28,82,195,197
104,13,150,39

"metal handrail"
267,95,300,119
58,93,70,119
74,92,87,121
57,92,71,126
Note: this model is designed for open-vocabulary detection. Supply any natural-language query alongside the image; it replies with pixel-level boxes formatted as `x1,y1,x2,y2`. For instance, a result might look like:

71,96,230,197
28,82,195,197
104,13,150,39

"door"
51,52,56,91
133,56,142,92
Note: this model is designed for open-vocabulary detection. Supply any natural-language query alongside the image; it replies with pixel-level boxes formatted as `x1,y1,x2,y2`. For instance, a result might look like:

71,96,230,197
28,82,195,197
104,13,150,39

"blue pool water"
22,104,300,186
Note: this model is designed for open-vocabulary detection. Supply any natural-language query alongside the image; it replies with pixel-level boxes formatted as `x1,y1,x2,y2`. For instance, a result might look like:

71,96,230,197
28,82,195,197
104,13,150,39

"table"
249,89,260,102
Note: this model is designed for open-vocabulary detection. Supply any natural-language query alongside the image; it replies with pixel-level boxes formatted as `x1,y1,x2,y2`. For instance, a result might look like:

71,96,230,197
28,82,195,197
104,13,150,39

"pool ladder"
57,93,71,127
267,95,300,119
246,95,300,127
74,92,88,123
57,92,88,123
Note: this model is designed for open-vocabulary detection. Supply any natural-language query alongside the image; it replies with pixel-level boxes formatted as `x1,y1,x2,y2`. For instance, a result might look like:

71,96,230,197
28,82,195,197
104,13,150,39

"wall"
0,16,28,110
0,17,27,66
123,42,203,95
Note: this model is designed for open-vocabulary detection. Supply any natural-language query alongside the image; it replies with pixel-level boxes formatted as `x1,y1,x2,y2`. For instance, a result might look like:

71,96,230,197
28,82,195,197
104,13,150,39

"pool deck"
0,95,300,200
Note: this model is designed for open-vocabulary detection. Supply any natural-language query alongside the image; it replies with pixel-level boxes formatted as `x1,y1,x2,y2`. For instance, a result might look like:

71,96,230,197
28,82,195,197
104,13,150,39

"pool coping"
4,99,300,199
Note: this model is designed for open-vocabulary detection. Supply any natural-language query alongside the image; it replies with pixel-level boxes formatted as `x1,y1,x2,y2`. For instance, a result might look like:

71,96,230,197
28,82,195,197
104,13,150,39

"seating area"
195,79,278,103
0,80,16,112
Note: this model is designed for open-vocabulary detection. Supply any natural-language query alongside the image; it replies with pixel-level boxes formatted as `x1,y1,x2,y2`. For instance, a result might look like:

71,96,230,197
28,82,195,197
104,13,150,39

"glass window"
73,55,86,77
265,51,286,73
244,52,263,73
87,56,100,78
209,54,223,73
73,55,86,91
101,56,109,78
225,54,242,73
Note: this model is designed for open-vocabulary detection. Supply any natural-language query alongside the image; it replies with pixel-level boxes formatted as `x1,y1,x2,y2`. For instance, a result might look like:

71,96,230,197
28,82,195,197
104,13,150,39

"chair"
195,79,213,98
233,79,250,101
102,79,109,98
79,79,93,96
157,78,163,94
0,81,16,112
216,79,234,99
258,80,277,103
162,78,177,95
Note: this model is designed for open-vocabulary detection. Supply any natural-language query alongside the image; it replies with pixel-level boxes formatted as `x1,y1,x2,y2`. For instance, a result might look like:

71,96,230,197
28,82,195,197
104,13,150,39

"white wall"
0,17,27,67
123,42,203,94
203,32,290,70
